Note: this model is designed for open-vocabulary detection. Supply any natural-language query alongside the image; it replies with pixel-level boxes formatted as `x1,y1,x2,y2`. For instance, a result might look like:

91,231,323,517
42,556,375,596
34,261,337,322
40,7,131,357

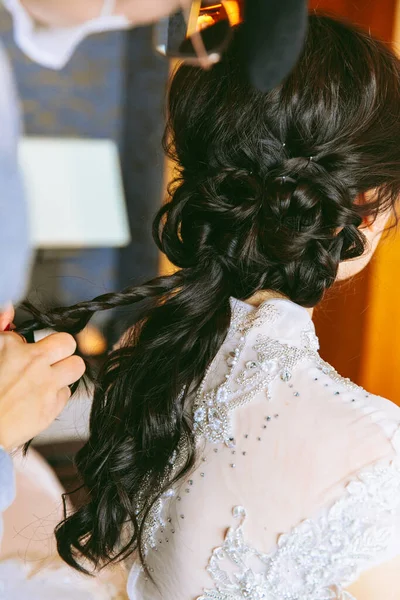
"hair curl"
19,15,400,577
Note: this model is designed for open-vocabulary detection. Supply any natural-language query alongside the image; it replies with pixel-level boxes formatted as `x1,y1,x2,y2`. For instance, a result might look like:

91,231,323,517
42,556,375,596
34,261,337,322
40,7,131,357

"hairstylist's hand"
0,313,85,451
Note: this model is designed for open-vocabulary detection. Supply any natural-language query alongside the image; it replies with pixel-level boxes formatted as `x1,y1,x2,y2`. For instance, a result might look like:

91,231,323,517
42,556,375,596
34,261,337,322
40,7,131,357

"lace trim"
198,457,400,600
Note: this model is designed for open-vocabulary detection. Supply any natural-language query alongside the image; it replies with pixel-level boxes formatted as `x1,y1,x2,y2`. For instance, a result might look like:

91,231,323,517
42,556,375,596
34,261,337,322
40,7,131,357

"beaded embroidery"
141,491,171,557
198,458,400,600
140,299,370,566
136,437,190,558
193,308,323,446
193,302,280,446
314,359,360,393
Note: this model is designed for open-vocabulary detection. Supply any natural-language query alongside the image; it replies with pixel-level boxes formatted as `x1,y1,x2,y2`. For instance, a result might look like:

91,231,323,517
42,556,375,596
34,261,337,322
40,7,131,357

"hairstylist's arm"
0,330,85,451
0,305,85,542
0,314,85,541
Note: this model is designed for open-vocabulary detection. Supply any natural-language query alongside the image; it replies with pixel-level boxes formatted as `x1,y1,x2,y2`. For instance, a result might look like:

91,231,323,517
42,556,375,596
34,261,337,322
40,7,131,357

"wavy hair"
20,15,400,575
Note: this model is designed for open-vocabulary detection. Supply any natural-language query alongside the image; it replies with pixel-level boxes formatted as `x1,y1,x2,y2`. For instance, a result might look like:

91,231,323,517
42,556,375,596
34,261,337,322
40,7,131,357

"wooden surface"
309,0,399,389
309,0,397,41
356,2,400,404
359,230,400,403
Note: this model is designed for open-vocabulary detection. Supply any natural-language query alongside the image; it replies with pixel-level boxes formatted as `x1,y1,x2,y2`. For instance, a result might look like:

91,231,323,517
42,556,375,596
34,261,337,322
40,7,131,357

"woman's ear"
357,189,392,234
360,211,392,235
336,190,392,282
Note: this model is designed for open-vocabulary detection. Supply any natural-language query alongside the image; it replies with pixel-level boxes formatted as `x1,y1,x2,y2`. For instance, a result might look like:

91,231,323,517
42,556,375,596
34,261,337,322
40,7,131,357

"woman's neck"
244,290,314,317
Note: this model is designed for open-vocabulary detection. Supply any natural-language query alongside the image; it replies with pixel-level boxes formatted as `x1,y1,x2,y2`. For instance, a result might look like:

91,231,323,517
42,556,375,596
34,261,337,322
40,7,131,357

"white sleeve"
3,0,130,70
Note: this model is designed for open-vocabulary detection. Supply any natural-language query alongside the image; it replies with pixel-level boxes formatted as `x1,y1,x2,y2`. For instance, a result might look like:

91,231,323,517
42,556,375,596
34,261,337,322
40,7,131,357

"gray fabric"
0,42,30,308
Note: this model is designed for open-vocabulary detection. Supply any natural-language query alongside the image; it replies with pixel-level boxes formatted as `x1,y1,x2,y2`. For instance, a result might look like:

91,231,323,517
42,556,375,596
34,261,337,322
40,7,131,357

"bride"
3,13,400,600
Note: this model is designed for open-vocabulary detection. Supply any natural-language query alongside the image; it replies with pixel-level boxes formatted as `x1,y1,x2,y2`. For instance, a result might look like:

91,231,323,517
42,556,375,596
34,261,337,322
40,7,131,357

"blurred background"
1,0,400,491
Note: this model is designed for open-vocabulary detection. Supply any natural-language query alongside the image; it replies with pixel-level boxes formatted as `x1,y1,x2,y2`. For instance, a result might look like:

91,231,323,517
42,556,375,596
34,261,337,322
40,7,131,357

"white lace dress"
127,298,400,600
1,298,400,599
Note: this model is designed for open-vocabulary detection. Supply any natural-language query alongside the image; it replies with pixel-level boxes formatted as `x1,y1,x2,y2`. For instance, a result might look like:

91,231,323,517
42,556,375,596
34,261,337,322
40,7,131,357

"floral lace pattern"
198,458,400,600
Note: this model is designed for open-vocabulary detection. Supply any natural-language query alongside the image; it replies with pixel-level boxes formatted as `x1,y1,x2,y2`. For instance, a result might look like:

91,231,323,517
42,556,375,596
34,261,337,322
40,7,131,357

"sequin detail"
140,300,369,563
193,320,320,446
198,458,400,600
192,303,281,445
139,437,190,558
315,359,360,393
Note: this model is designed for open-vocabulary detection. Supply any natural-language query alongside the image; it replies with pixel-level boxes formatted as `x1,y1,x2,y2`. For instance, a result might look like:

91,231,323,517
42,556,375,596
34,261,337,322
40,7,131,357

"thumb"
0,304,15,332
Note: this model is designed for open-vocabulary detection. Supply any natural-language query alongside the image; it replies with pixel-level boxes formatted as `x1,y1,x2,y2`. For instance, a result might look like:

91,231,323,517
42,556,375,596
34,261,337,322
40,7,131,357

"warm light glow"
198,14,216,29
197,1,242,31
160,2,242,276
223,1,241,25
394,0,400,57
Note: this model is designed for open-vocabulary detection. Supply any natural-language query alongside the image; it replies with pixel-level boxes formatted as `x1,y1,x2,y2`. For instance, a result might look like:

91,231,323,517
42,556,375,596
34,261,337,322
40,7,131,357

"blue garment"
0,42,30,308
0,447,15,543
0,41,27,537
0,38,28,550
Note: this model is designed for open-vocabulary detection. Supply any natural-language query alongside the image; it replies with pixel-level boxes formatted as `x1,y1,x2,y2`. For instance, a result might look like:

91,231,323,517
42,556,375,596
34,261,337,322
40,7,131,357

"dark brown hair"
20,15,400,575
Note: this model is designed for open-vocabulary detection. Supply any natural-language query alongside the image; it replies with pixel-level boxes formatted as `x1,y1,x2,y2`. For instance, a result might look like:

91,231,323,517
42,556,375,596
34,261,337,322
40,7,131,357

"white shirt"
3,0,130,70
